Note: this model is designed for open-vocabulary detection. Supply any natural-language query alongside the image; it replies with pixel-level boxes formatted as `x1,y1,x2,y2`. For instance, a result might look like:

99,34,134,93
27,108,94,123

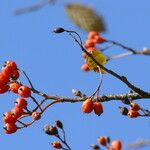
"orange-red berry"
11,69,19,79
88,31,99,39
84,39,95,49
81,63,90,72
81,99,93,113
127,109,140,118
0,84,9,94
5,60,17,70
111,140,122,150
15,97,28,109
93,35,105,44
9,82,21,94
130,102,140,111
1,66,13,77
0,72,10,84
51,141,62,149
97,136,107,146
4,123,17,134
3,112,17,123
32,112,41,121
93,101,103,116
18,85,31,98
11,106,24,118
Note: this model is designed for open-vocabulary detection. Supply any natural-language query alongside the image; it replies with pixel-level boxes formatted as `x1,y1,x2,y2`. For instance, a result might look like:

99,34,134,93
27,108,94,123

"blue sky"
1,0,150,150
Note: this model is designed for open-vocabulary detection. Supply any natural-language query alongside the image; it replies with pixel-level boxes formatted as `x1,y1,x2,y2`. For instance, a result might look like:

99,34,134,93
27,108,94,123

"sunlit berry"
127,109,140,118
18,85,31,98
1,66,13,77
9,82,21,94
93,35,105,44
81,99,93,113
5,60,17,70
111,140,122,150
84,39,95,49
81,63,90,72
88,31,99,39
3,112,17,123
93,101,103,116
130,102,140,111
15,97,28,109
0,84,9,94
4,123,17,134
0,72,10,84
11,106,24,118
11,69,20,79
32,112,41,121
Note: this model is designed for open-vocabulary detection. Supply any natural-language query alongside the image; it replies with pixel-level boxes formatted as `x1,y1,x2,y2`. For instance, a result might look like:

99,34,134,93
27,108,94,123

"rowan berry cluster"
119,102,149,118
81,31,105,72
91,136,122,150
1,60,42,134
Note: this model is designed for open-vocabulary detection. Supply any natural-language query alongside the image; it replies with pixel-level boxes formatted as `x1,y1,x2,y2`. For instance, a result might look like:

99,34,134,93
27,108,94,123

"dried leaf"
65,3,106,32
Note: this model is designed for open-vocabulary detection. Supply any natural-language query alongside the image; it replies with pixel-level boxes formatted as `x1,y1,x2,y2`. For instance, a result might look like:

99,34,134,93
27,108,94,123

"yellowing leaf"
85,50,106,73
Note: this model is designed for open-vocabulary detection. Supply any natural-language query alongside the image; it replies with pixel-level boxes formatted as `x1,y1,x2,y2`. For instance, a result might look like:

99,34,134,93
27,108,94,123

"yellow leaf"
85,50,106,73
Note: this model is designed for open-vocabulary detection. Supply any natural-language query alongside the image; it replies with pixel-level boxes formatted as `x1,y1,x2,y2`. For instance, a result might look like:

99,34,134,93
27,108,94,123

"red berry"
81,99,93,113
111,140,122,150
11,106,24,118
3,112,17,123
0,84,9,94
5,60,17,70
130,102,140,111
93,101,103,116
93,35,105,44
0,72,10,84
15,97,28,109
81,64,90,72
51,141,62,149
32,112,41,121
1,66,13,77
127,109,140,118
9,82,21,94
84,39,95,49
11,69,19,79
18,85,31,98
88,31,99,39
4,123,17,134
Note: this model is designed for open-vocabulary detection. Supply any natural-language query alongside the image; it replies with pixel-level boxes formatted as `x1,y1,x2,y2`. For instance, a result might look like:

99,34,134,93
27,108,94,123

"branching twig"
64,29,149,97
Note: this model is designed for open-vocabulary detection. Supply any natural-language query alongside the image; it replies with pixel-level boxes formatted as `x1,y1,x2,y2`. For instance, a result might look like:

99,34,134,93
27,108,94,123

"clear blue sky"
1,0,150,149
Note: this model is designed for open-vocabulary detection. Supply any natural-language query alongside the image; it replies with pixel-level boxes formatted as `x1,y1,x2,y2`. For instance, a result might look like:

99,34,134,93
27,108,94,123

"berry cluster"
81,98,103,116
91,136,122,150
119,102,142,118
1,60,42,134
81,31,105,72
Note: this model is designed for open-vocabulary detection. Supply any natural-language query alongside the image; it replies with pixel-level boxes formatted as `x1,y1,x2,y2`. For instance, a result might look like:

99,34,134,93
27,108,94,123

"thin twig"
30,95,43,111
105,39,137,53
